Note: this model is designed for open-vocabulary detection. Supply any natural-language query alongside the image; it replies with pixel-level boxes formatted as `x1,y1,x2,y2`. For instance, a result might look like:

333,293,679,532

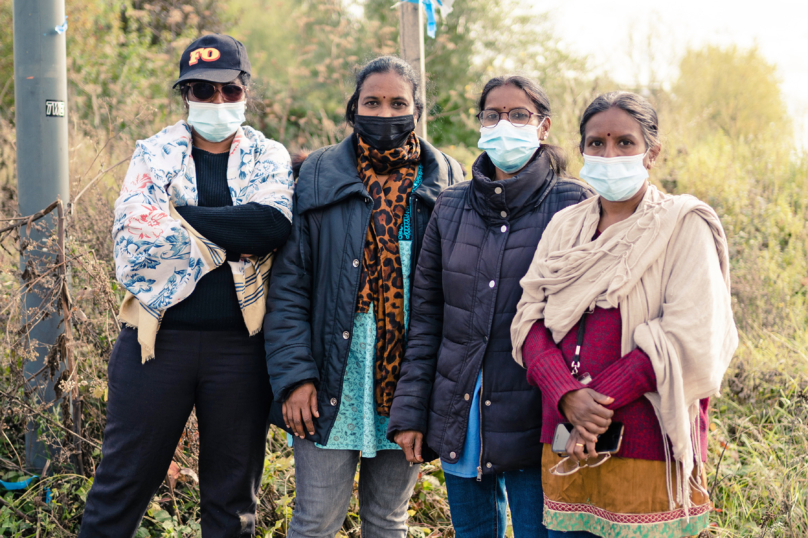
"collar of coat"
295,133,457,214
469,148,558,221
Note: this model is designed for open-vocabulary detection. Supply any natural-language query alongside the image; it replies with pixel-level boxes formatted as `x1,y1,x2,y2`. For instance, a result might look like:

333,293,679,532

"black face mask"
353,114,416,151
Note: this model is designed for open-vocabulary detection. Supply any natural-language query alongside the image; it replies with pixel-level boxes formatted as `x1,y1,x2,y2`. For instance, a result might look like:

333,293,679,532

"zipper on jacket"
409,195,415,238
410,195,419,256
476,367,485,481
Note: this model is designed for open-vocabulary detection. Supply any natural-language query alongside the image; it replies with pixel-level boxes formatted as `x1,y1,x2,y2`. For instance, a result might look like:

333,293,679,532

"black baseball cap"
173,34,251,88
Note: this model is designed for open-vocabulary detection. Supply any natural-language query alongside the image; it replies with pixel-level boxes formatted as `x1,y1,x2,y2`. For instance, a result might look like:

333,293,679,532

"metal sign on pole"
399,0,428,140
12,0,70,472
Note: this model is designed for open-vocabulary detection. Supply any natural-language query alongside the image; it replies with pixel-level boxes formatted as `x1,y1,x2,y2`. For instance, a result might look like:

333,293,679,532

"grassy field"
1,113,806,538
0,1,807,535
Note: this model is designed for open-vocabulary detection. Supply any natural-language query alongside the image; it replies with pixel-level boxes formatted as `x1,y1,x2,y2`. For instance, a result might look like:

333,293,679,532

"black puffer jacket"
264,134,462,444
387,148,593,474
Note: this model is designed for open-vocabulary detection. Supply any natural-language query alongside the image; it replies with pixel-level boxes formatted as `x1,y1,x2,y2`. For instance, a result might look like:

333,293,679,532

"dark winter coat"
264,134,462,444
387,148,594,474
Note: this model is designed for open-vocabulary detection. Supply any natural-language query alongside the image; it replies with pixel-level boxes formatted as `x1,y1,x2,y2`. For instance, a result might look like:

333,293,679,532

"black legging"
79,326,270,537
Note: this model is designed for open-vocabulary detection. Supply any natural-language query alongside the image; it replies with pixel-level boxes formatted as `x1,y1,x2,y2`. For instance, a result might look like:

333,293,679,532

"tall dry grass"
0,1,805,535
1,99,806,538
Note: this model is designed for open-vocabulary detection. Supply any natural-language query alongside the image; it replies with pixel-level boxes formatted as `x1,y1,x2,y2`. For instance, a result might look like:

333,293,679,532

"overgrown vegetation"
0,0,806,536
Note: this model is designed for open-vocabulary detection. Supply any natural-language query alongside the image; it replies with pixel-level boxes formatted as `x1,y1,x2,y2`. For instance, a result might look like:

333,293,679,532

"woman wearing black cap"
264,56,462,537
79,35,294,537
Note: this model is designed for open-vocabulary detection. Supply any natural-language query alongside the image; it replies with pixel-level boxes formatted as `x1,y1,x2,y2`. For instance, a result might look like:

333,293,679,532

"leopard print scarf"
355,132,421,416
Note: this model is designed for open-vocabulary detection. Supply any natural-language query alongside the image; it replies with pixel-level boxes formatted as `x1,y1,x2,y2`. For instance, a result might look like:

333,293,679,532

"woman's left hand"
394,430,424,463
565,425,598,464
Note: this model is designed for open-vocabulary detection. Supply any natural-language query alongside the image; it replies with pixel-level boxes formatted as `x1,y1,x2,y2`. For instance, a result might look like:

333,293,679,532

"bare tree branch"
72,157,129,207
0,200,59,236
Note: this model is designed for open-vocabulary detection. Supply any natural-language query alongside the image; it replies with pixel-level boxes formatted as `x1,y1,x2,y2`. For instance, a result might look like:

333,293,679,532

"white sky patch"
533,0,808,149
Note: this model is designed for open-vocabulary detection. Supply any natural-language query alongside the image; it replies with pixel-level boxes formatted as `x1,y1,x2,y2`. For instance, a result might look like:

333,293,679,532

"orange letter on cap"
189,49,203,66
201,48,221,62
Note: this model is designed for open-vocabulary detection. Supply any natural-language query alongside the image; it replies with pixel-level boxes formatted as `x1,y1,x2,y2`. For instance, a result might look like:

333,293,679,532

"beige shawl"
511,185,738,511
119,204,273,362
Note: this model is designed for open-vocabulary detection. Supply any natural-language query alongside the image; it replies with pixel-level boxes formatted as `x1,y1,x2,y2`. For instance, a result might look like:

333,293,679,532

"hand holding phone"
567,427,595,463
552,422,624,456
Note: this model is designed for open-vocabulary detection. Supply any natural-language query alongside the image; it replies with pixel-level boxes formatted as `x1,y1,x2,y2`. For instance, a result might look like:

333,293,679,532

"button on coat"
387,149,594,474
264,134,462,445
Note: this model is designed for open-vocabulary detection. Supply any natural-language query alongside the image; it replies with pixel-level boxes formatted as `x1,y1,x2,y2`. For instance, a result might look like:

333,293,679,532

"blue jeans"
547,532,597,538
444,468,548,538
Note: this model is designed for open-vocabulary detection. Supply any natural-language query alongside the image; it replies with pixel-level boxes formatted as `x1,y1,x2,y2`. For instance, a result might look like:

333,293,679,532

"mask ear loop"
538,117,548,140
643,148,655,169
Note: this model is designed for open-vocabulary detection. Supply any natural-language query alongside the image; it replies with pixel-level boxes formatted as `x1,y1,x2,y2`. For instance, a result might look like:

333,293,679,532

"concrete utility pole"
13,0,70,471
399,0,428,140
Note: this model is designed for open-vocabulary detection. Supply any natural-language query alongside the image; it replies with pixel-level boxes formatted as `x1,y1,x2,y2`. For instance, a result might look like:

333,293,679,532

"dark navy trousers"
79,327,271,538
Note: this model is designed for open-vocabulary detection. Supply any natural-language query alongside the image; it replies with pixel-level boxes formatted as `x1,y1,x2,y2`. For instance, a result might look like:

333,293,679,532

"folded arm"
523,322,586,408
522,321,614,438
175,203,291,260
112,146,211,308
589,348,656,409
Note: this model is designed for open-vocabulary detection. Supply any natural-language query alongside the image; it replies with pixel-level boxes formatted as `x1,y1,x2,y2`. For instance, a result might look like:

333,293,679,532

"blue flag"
402,0,454,38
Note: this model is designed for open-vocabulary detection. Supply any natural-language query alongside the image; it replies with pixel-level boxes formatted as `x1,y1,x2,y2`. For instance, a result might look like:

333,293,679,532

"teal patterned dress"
289,166,423,457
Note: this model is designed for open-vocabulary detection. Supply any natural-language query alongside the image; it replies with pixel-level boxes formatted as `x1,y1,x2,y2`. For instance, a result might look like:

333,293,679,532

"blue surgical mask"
579,152,649,202
477,119,544,174
186,100,246,143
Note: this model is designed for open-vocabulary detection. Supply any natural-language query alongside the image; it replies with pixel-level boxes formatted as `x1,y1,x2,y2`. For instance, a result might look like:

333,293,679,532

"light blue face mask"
187,100,246,143
477,119,544,174
579,152,649,202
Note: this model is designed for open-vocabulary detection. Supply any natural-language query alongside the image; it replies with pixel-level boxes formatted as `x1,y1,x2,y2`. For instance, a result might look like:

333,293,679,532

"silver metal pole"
399,0,428,140
13,0,70,471
416,0,427,141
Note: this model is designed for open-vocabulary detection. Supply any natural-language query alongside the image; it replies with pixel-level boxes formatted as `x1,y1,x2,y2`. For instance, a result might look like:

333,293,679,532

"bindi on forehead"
607,133,610,136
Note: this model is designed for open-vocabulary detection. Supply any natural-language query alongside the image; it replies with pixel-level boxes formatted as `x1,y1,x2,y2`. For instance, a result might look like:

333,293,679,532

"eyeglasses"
477,108,543,128
186,82,246,103
548,453,611,476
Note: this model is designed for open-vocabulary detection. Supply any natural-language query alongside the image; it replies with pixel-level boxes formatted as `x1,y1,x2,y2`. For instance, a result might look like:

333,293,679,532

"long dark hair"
478,75,568,176
579,91,660,152
345,56,424,125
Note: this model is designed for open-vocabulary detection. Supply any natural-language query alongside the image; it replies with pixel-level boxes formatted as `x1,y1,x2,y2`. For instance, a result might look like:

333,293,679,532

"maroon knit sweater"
523,307,709,462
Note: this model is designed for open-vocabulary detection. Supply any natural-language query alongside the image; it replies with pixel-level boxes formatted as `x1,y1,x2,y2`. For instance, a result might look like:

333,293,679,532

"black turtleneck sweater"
161,147,292,332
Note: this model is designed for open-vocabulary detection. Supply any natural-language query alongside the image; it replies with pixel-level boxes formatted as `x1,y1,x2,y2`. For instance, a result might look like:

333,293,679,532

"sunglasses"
186,82,246,103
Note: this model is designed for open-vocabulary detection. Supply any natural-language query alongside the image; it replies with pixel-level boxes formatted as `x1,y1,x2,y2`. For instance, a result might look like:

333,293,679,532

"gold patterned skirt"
541,445,712,538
